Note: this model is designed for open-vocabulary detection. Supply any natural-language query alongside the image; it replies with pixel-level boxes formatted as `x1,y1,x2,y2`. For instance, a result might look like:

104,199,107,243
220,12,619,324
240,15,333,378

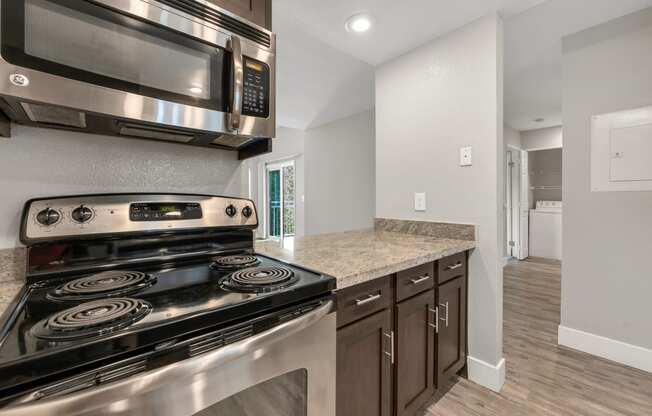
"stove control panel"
130,202,202,222
22,194,258,243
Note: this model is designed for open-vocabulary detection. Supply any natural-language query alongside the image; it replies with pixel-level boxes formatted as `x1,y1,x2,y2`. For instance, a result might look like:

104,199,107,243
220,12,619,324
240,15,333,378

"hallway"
423,258,652,416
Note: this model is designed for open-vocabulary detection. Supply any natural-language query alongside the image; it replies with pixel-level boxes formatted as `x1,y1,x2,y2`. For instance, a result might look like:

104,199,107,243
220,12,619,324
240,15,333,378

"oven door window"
1,0,230,112
194,369,307,416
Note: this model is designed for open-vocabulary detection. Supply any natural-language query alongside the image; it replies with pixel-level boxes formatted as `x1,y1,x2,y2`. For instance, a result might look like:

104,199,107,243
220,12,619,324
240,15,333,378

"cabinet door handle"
355,293,381,306
446,262,463,271
439,302,449,327
428,307,439,334
383,331,395,364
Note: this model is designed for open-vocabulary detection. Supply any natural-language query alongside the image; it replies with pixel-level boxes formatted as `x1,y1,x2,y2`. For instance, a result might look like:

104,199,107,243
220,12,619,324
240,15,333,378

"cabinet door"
205,0,272,29
436,276,467,387
395,291,435,416
337,309,393,416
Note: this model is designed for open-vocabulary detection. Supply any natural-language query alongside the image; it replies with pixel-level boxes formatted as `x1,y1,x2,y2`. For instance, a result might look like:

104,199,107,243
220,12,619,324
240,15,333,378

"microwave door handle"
228,35,243,131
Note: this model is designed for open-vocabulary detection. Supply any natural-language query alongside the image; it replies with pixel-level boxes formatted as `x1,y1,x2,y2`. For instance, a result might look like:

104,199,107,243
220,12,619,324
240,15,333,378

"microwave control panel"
242,57,270,118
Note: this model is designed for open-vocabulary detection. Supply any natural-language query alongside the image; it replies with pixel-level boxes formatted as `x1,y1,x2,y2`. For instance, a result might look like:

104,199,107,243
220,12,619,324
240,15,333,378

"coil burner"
211,255,261,271
220,266,298,293
47,271,156,301
32,298,151,341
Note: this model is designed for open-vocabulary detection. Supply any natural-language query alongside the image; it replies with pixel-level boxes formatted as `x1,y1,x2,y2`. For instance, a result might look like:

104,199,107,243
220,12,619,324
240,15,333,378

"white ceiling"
274,0,545,130
504,0,652,131
273,9,374,130
274,0,652,132
274,0,546,66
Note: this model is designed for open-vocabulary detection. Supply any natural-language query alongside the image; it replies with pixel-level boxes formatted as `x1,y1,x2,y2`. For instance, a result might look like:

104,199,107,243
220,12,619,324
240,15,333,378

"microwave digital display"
245,61,264,72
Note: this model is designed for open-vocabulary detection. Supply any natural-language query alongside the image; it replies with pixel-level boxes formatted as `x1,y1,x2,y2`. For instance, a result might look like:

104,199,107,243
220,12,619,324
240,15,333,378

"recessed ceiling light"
345,13,372,33
189,86,203,94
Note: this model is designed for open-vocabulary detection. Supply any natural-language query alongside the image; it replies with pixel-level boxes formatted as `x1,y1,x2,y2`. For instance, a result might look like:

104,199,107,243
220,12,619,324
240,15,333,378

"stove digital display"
130,202,202,221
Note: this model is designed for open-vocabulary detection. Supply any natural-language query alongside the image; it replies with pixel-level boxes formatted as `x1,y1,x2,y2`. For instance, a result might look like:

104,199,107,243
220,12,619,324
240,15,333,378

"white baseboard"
558,325,652,373
467,356,505,392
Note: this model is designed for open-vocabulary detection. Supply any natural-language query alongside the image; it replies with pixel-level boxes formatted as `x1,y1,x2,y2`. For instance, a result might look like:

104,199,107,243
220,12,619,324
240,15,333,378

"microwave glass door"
1,0,231,112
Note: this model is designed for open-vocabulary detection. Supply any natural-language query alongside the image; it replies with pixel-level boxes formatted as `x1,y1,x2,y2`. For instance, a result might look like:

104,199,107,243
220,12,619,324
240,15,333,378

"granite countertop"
0,248,26,317
0,221,475,314
255,229,475,290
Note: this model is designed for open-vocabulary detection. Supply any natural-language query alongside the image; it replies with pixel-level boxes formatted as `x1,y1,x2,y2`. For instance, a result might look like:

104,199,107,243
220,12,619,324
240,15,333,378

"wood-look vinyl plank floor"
421,258,652,416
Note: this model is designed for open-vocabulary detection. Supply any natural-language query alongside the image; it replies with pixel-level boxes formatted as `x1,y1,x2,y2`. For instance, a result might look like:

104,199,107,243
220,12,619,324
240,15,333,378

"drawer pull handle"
355,293,381,306
410,275,431,285
428,307,439,334
446,262,463,271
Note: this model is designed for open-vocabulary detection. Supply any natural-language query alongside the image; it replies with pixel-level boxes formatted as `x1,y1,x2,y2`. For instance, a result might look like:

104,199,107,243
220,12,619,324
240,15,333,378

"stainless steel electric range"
0,194,336,416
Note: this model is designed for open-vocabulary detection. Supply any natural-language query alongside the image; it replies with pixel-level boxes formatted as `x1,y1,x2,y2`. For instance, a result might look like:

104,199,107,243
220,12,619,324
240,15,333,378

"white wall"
244,110,375,238
304,110,375,235
504,125,522,149
520,125,563,150
376,14,505,389
0,125,244,249
561,7,652,365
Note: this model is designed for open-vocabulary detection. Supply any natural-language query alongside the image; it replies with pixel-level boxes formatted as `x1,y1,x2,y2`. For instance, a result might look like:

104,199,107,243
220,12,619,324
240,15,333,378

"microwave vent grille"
118,122,195,143
20,102,87,128
156,0,271,48
212,133,255,148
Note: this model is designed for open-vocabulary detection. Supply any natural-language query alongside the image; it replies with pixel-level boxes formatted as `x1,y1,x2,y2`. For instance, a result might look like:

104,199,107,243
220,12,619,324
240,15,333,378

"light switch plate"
414,192,426,211
460,146,472,166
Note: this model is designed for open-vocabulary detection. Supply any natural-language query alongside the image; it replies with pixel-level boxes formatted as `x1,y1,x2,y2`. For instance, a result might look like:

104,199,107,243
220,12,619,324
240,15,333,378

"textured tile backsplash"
0,247,26,283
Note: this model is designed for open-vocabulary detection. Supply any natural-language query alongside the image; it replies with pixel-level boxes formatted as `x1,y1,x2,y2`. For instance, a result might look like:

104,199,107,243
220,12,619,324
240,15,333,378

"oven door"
0,0,275,139
1,300,336,416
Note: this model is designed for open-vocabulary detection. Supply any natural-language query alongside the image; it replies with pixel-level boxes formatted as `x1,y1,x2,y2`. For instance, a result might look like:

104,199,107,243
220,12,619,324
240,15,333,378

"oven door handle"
228,35,244,132
3,300,335,416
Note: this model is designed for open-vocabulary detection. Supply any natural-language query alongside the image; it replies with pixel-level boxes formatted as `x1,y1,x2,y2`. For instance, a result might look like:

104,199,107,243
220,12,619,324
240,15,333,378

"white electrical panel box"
610,123,652,182
591,105,652,192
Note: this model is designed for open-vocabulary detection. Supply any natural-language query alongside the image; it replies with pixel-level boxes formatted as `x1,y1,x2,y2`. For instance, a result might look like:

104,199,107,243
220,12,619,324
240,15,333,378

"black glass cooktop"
0,253,334,395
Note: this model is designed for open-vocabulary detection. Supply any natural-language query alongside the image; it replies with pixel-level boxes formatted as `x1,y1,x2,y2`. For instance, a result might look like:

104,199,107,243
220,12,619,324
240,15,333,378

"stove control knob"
36,208,61,226
225,204,237,217
242,205,253,218
71,205,94,223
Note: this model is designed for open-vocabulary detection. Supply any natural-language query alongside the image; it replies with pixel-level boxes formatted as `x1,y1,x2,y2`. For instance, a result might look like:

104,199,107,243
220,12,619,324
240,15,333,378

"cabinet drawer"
396,262,435,302
437,252,467,285
335,276,392,328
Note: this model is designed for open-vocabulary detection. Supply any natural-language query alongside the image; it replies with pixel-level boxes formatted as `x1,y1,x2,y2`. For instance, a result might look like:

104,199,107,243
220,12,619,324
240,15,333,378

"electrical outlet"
414,192,426,212
460,146,472,166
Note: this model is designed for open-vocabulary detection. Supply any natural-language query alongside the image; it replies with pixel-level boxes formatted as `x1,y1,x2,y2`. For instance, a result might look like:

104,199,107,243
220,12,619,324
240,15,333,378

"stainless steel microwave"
0,0,276,158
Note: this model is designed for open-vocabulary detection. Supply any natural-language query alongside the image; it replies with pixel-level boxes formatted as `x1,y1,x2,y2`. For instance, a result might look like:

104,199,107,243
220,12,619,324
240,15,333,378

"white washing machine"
529,201,562,260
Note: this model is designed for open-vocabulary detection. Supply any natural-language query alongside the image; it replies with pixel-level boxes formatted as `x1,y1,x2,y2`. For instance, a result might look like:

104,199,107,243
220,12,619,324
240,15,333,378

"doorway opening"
505,145,529,260
265,160,296,249
527,148,562,261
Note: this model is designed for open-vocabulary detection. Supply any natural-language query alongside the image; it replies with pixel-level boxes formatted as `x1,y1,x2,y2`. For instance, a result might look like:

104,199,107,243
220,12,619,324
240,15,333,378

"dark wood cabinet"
337,309,393,416
335,251,468,416
206,0,272,29
336,276,392,328
435,276,467,386
394,291,435,416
